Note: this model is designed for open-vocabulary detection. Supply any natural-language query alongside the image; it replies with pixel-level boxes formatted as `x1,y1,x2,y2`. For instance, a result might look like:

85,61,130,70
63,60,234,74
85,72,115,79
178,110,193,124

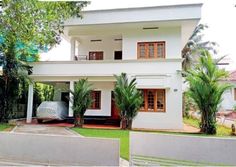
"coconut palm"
182,24,218,71
70,79,93,127
185,50,231,134
114,73,143,130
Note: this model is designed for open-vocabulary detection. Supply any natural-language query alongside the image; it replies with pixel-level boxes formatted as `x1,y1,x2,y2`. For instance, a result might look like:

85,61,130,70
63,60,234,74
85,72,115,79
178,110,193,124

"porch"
26,80,121,126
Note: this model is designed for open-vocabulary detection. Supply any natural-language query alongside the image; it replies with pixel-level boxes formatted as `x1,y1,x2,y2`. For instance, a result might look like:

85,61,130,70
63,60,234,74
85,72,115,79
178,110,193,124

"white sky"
40,0,236,71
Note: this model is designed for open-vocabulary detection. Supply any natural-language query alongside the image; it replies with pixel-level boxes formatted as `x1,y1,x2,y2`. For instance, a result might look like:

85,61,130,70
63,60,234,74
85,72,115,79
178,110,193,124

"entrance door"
61,92,69,106
111,92,120,119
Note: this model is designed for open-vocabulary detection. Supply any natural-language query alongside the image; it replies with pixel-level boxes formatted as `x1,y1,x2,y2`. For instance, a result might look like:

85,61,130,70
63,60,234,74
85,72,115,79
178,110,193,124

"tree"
182,24,218,71
185,51,231,134
70,79,93,127
0,0,88,122
114,73,143,130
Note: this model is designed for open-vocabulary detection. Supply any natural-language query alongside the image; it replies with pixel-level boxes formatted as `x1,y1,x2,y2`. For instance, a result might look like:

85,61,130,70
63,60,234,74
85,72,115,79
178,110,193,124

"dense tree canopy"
0,0,88,60
0,0,88,122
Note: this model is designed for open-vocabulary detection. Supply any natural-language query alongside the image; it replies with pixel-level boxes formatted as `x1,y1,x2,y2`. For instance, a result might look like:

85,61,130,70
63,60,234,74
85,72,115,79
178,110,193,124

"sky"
40,0,236,71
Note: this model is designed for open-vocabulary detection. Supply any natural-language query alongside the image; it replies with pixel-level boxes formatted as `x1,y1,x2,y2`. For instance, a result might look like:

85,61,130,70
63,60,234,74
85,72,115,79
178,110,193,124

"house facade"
26,4,202,129
221,70,236,111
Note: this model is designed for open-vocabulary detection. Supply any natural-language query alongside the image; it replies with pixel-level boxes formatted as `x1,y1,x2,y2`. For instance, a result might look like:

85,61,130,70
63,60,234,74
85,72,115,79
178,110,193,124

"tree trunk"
120,117,127,130
200,110,216,134
127,119,132,130
74,115,84,128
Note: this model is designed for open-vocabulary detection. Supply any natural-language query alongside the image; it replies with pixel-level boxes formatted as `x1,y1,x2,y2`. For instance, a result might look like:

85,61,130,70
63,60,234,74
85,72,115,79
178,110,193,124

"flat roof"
83,3,203,13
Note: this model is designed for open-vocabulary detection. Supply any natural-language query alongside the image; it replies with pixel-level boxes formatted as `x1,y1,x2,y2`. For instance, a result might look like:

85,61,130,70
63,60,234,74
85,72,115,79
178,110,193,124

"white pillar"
69,81,74,117
70,38,75,61
26,84,34,123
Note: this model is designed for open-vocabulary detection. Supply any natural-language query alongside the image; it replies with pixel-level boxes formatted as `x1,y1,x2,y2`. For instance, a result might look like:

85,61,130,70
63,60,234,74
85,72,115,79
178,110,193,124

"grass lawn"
72,128,129,160
0,123,12,131
183,117,232,136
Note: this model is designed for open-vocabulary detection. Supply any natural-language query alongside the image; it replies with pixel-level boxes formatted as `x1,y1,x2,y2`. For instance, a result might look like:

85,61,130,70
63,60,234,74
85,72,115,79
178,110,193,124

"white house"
221,70,236,111
26,3,202,130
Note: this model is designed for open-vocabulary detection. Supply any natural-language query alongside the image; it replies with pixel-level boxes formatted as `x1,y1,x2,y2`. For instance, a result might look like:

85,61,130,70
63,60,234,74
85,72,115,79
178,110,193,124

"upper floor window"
137,42,165,59
89,91,101,109
89,51,103,60
139,89,165,112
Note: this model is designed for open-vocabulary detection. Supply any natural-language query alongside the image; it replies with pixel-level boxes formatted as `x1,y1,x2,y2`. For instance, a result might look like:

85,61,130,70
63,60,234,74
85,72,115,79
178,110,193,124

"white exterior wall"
85,82,113,116
66,4,202,26
53,83,69,101
123,27,181,60
53,82,113,117
221,85,236,110
133,73,183,129
77,37,122,60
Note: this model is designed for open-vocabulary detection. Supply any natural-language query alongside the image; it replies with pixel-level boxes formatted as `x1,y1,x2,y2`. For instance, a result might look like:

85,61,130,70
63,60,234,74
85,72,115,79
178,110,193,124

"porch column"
70,38,75,61
26,84,34,123
69,81,74,117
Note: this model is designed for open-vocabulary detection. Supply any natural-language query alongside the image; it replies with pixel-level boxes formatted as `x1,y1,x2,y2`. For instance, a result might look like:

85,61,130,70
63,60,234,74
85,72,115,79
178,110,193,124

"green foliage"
114,73,143,129
0,0,88,122
185,51,232,134
0,0,88,56
183,92,197,118
70,79,93,127
182,24,218,71
0,123,12,131
34,83,54,101
233,104,236,112
183,117,232,136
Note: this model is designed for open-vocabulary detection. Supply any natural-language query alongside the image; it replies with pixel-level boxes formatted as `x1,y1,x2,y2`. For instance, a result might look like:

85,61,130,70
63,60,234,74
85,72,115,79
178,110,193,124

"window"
139,89,165,112
89,52,103,60
89,91,101,109
137,41,165,59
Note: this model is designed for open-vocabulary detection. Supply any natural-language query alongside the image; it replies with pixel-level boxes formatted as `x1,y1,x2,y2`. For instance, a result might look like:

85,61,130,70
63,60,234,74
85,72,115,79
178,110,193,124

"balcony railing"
74,55,88,61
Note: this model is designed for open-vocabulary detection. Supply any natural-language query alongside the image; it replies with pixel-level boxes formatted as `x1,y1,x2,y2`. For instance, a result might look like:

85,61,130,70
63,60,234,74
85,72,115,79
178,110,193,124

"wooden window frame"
89,91,101,110
89,51,104,60
137,41,166,59
139,89,166,112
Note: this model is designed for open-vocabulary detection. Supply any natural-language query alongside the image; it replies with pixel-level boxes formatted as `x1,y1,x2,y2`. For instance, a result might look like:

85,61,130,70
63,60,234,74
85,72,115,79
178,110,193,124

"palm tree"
185,50,231,134
70,79,93,127
114,73,143,130
182,24,218,71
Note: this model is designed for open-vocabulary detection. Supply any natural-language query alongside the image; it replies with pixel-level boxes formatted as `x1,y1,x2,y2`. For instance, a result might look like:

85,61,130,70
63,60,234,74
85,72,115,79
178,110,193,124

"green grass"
183,117,232,136
72,128,129,160
0,123,11,131
183,117,200,128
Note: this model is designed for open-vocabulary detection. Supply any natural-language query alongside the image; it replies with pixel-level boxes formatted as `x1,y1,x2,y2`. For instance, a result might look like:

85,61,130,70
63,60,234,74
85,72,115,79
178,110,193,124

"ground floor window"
89,91,101,109
139,89,165,112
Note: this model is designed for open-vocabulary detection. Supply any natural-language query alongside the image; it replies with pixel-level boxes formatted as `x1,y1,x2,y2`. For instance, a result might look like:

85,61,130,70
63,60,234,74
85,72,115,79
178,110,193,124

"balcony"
30,59,182,83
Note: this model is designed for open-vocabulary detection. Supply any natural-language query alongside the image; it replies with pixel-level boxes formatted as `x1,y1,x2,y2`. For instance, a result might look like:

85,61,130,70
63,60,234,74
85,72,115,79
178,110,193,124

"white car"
36,101,68,123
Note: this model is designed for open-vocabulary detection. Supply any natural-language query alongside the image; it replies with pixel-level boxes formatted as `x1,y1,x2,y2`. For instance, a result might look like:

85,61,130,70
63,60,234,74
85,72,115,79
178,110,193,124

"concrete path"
11,124,80,136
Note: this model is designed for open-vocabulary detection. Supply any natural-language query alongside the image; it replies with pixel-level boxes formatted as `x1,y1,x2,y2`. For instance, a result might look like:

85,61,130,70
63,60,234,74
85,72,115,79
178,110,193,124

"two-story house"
26,3,202,130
